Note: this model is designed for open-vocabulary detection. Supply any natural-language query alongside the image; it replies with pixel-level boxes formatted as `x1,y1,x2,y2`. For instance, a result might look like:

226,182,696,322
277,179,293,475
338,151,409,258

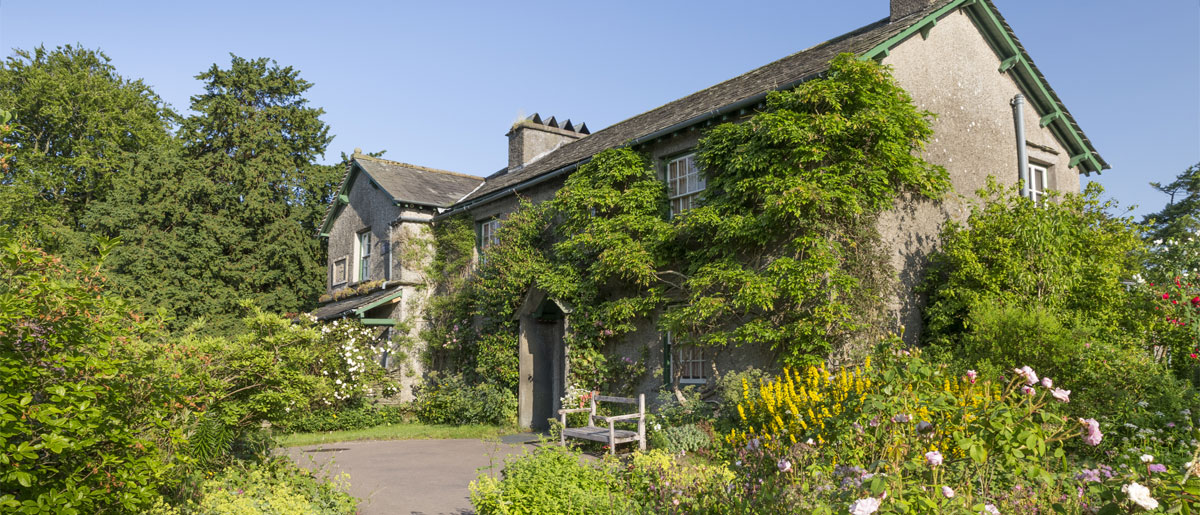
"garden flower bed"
471,345,1200,513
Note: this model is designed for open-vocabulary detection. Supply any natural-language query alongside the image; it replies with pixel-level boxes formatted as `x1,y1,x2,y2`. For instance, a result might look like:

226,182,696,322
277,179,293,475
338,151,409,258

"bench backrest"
588,393,645,416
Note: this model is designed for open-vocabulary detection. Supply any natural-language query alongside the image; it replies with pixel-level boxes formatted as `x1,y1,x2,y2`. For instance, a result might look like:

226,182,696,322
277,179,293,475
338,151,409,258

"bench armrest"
558,408,592,415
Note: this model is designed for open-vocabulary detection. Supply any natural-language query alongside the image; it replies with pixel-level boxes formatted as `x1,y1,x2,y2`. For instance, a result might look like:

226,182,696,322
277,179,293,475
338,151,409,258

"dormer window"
667,154,705,216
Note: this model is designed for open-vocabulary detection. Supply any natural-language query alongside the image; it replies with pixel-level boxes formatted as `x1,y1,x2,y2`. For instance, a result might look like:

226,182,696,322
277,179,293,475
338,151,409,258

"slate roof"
458,8,929,205
355,156,483,208
456,0,1105,207
312,285,403,321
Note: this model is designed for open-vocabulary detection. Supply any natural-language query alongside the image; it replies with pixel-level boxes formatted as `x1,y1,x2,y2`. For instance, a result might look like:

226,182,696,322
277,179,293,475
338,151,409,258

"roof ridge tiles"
355,154,483,181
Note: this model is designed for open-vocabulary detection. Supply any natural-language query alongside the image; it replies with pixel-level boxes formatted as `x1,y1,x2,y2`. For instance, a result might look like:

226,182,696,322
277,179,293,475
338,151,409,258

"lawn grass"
275,422,518,447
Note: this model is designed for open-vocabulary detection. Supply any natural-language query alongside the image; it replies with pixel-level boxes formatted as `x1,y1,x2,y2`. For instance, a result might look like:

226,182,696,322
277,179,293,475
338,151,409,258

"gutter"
436,72,822,220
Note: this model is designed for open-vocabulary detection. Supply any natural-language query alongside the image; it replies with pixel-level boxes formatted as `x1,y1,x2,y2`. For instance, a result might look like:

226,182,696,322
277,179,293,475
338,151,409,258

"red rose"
1192,296,1199,306
1163,293,1171,300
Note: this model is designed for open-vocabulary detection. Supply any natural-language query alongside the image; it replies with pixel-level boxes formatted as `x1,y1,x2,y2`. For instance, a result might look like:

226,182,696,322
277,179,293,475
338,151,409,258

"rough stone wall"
508,122,584,170
325,170,442,402
876,8,1080,345
326,168,400,293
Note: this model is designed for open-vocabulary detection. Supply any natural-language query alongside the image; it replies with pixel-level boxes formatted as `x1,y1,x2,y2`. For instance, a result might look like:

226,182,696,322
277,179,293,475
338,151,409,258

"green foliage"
923,181,1147,346
176,458,356,515
412,373,517,426
469,446,637,514
950,302,1191,426
665,53,949,365
161,312,396,471
272,405,408,434
652,423,713,455
429,55,947,392
89,55,342,334
619,449,734,511
1144,162,1200,245
0,230,182,513
0,45,175,255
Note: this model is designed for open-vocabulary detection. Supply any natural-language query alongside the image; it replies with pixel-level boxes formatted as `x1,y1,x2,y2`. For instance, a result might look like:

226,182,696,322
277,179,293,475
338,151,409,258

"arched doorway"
515,289,569,430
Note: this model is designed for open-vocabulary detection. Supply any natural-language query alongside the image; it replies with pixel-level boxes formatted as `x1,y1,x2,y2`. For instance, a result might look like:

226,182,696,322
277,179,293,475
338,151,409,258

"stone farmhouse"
313,0,1107,429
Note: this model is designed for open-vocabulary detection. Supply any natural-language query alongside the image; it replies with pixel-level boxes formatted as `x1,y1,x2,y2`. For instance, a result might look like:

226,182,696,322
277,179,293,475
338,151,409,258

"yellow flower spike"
738,404,746,421
790,434,796,445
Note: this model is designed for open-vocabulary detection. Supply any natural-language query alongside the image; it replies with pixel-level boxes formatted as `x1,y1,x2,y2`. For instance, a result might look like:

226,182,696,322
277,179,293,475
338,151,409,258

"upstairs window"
357,230,371,282
331,257,348,287
479,219,501,251
667,154,705,216
1028,164,1047,203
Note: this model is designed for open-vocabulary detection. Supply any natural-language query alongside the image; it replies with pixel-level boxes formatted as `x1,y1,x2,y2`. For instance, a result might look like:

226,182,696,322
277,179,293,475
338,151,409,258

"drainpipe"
386,223,393,281
1011,94,1029,199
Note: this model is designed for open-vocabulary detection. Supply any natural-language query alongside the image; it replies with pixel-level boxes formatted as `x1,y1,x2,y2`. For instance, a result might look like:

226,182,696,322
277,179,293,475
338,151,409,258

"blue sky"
1,0,1196,217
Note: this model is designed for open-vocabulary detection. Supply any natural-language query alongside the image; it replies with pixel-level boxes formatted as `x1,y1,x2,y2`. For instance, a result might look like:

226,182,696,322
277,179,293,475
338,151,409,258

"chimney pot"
507,113,586,170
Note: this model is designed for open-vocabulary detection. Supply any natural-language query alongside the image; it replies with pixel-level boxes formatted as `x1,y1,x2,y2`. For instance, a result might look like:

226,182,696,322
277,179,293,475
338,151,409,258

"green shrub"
179,458,356,515
273,404,408,433
620,449,734,512
156,310,400,473
922,181,1147,348
715,367,770,419
651,423,713,455
0,232,182,513
413,373,516,426
938,302,1192,428
469,446,637,514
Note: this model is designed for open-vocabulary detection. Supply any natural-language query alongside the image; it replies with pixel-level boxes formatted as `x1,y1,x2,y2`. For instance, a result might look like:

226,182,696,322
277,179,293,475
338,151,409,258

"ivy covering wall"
423,54,950,391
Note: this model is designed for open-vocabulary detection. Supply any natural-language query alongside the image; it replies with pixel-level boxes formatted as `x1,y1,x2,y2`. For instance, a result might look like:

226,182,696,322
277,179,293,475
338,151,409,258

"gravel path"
283,434,538,515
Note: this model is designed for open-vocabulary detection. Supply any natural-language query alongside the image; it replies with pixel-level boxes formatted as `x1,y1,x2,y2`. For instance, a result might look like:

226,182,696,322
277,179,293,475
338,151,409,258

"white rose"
849,497,881,515
1122,482,1159,511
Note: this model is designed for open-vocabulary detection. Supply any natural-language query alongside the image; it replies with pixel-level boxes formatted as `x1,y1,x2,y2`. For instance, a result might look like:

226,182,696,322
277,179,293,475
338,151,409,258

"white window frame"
668,332,707,385
667,154,705,217
1028,164,1047,203
356,230,371,282
331,257,348,287
479,219,501,250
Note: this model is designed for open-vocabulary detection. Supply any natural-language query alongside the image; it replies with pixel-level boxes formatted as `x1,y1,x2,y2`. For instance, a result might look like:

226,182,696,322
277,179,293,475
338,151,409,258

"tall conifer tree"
94,55,341,332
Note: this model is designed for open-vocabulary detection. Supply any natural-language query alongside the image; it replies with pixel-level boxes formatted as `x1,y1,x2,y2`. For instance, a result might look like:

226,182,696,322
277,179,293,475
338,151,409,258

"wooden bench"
557,393,646,455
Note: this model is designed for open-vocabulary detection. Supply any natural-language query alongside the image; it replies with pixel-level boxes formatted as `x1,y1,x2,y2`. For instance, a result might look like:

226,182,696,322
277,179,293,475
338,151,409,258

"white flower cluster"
317,321,385,403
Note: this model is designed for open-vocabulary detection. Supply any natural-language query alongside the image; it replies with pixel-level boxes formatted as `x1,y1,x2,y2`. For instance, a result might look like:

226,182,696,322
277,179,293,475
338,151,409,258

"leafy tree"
91,55,341,332
0,45,175,254
1144,162,1200,243
0,230,183,513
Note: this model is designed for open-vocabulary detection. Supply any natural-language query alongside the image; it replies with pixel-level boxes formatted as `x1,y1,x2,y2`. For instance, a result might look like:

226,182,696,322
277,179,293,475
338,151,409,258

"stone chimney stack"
890,0,935,21
506,113,589,171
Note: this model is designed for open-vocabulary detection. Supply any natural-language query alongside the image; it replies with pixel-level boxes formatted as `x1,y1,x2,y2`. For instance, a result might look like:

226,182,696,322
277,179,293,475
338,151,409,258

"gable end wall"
876,8,1079,345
